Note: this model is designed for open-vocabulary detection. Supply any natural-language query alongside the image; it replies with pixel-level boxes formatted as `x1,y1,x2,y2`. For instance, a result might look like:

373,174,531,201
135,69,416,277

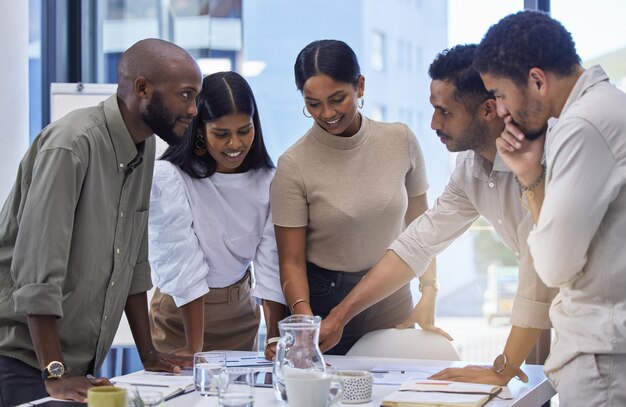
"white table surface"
29,351,555,407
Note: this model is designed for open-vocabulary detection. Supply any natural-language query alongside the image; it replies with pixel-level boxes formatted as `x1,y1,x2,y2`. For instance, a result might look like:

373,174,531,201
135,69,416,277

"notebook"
381,379,503,407
112,370,195,400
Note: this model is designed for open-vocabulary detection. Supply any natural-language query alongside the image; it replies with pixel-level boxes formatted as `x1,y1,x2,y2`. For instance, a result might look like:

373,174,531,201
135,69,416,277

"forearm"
124,292,156,360
27,315,64,368
281,264,312,315
180,296,204,352
262,299,287,339
500,326,543,379
328,250,415,325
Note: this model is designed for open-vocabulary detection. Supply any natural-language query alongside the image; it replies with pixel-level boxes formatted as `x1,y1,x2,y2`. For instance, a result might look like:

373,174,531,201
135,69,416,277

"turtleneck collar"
309,114,370,150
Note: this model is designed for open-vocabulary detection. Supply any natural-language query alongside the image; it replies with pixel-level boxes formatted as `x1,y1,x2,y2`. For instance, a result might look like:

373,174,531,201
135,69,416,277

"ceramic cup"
284,371,343,407
337,370,374,404
87,386,127,407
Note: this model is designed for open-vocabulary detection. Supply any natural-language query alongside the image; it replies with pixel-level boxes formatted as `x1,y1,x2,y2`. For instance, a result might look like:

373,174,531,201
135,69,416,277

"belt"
307,262,368,284
205,270,252,305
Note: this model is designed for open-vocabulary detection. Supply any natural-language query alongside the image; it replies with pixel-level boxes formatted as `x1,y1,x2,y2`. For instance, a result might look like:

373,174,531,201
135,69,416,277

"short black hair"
474,10,581,86
294,39,361,92
161,71,274,178
429,44,493,113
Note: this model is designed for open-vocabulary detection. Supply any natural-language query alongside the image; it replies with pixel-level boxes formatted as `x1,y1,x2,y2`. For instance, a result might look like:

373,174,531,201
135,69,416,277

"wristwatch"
418,278,439,292
492,354,528,382
41,360,67,380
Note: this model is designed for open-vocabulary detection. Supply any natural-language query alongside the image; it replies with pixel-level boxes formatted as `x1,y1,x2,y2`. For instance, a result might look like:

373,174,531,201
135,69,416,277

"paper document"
370,364,439,385
112,370,194,400
381,379,502,407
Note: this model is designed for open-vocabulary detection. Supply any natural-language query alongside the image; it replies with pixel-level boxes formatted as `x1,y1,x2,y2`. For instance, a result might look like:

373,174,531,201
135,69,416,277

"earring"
194,132,207,157
302,106,312,118
358,97,364,109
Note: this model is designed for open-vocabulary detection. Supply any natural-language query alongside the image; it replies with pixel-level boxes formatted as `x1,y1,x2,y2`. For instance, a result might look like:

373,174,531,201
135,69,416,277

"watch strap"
418,278,439,292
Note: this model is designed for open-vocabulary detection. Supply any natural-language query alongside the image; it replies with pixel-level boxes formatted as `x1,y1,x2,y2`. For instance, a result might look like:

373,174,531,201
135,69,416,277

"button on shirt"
527,66,626,374
390,151,556,329
0,95,155,375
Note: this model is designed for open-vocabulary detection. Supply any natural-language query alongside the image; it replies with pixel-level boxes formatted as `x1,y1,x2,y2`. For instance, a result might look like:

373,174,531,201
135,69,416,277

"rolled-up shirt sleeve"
528,119,617,288
251,207,286,305
12,148,85,317
129,226,153,296
149,162,210,307
390,171,480,277
510,216,557,329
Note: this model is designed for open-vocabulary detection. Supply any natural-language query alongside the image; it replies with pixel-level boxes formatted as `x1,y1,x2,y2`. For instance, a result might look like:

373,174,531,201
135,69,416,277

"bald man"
0,39,202,404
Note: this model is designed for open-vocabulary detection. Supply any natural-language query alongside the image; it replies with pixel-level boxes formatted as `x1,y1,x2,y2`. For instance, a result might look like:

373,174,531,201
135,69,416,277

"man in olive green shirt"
0,39,202,405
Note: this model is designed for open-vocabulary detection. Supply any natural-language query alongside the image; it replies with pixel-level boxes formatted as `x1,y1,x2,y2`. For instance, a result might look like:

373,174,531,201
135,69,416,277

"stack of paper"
112,370,195,400
381,379,502,407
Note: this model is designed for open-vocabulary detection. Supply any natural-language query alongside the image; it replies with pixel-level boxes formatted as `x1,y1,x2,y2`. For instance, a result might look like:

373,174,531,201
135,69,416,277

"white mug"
285,371,343,407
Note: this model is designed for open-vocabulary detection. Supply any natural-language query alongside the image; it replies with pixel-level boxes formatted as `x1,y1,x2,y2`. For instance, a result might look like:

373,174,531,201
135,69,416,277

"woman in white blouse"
148,71,286,360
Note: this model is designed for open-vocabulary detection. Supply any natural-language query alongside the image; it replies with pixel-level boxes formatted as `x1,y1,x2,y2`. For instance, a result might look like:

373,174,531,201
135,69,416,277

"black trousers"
306,262,413,355
0,355,48,406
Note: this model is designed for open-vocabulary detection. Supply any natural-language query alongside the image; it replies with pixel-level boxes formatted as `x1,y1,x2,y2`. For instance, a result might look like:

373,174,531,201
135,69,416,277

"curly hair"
474,11,581,86
429,44,493,113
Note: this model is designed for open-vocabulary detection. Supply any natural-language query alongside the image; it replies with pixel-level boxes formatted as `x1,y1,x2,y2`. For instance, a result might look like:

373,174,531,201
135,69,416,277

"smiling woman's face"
302,74,364,137
203,113,255,173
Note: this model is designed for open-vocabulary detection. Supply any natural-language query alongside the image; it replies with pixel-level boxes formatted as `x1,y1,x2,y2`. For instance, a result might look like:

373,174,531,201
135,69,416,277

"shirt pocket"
127,210,148,266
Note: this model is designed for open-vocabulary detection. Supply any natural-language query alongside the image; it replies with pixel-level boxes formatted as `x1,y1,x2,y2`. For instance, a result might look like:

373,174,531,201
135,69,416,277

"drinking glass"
218,367,255,407
194,352,227,396
127,390,164,407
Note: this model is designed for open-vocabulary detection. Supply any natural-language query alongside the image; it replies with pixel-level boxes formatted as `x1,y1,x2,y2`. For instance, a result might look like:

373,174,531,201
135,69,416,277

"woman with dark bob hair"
148,71,286,360
271,40,438,355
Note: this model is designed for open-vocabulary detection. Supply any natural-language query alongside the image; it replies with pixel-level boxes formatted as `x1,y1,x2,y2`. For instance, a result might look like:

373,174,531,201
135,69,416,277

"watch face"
493,354,507,373
49,362,65,377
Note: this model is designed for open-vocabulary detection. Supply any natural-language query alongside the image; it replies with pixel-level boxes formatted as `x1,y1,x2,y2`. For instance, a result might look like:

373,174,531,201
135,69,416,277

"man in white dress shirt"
475,11,626,405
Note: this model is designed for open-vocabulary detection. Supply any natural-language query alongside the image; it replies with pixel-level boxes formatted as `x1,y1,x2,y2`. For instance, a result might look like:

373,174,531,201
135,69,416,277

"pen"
112,381,169,388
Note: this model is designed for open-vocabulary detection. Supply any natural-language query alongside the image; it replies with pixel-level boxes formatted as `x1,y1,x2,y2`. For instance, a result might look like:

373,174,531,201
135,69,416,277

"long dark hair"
294,39,361,92
161,71,274,178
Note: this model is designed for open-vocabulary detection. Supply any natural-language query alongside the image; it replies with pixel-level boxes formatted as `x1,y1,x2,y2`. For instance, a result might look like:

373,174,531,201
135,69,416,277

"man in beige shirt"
319,44,556,384
476,11,626,405
0,39,202,404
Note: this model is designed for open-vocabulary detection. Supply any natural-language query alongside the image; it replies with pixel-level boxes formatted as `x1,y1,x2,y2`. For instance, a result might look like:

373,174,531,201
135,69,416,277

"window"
552,0,626,90
371,31,386,72
28,0,42,141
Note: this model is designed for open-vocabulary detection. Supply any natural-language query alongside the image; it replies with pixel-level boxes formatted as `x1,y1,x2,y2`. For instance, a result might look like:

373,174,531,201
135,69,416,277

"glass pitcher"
272,314,326,401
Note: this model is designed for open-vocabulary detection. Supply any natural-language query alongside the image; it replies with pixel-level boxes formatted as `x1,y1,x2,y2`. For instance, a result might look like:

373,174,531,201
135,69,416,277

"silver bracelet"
515,164,546,192
265,337,280,347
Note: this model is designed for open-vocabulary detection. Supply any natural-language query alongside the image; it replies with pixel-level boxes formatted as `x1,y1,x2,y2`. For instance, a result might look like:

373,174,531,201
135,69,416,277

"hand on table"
429,365,512,386
45,376,111,402
264,342,277,361
142,349,192,373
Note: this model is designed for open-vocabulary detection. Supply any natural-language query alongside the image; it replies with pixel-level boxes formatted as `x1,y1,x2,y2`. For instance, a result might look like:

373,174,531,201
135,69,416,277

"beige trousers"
548,353,626,406
149,271,260,353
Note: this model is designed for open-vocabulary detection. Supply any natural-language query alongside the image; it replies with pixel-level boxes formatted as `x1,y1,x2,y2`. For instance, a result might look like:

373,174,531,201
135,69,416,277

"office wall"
0,2,29,202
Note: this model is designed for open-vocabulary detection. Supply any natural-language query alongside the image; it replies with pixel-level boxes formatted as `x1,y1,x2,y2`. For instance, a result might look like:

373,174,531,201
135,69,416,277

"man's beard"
141,91,183,146
438,118,490,153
